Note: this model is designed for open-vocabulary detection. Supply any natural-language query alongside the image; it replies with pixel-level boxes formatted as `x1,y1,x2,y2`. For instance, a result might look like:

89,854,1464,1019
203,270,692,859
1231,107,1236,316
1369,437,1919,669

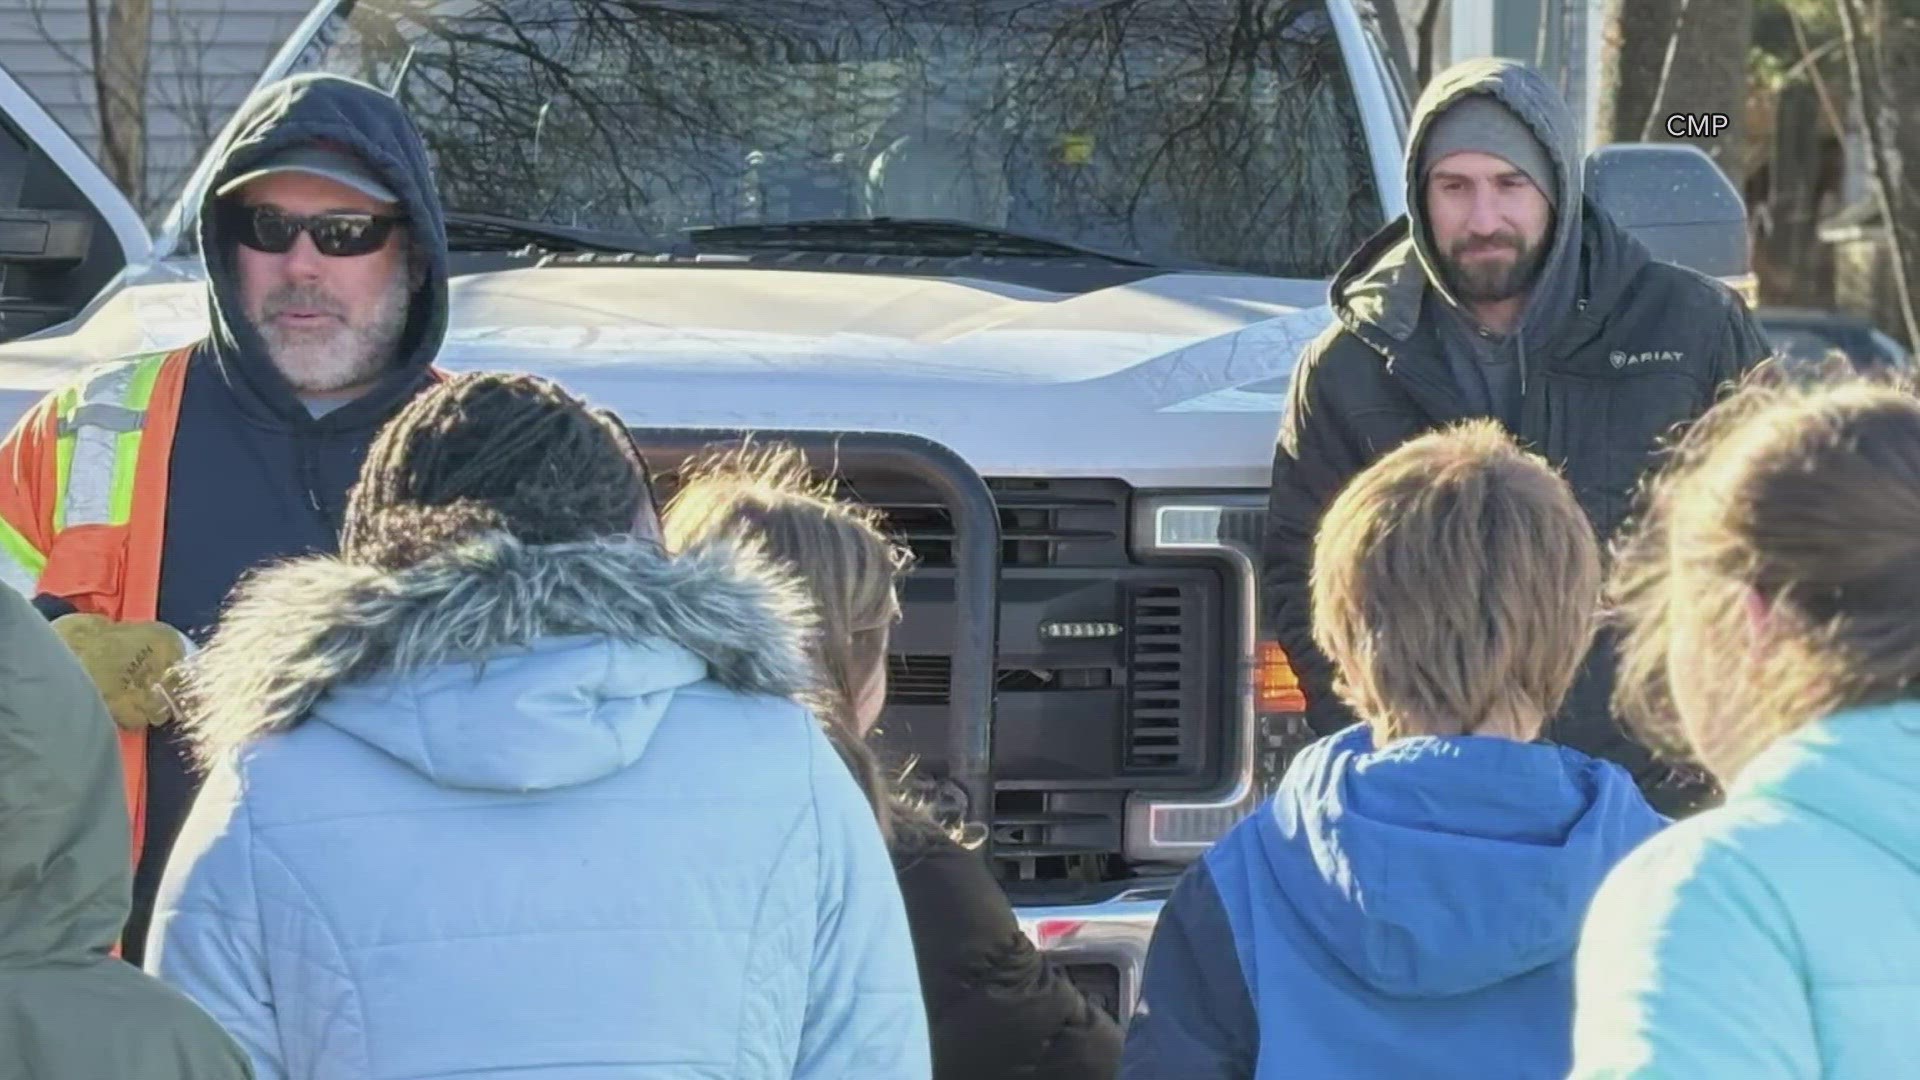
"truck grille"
886,654,950,706
858,477,1132,569
854,477,1228,889
885,582,1208,777
1126,585,1196,771
636,446,1242,894
991,788,1124,884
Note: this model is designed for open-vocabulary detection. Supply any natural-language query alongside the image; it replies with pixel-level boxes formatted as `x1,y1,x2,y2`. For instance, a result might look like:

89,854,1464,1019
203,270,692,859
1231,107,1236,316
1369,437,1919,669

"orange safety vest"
0,346,445,874
0,346,193,869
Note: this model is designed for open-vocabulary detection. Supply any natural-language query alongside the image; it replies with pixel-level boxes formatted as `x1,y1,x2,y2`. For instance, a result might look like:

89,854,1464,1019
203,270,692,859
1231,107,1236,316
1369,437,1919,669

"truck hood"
0,264,1334,488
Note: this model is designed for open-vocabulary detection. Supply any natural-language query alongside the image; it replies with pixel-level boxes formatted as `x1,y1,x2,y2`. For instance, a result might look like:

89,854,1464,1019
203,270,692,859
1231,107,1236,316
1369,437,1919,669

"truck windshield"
284,0,1384,278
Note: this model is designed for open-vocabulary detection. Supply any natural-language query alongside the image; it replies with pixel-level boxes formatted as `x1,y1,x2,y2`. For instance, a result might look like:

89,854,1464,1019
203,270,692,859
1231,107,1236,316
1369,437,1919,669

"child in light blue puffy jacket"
146,373,930,1080
1573,366,1920,1079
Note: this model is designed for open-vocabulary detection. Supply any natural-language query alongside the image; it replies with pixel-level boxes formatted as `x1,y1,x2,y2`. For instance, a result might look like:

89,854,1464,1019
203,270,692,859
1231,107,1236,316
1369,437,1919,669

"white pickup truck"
0,0,1752,1019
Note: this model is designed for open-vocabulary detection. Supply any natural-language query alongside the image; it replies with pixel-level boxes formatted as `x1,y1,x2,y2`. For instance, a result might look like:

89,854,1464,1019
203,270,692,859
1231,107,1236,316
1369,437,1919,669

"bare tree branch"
1638,0,1692,141
21,0,101,76
21,0,149,204
98,0,151,202
86,0,108,93
1536,0,1554,72
1835,0,1920,349
1785,5,1847,144
1413,0,1442,89
140,0,266,214
326,0,1376,276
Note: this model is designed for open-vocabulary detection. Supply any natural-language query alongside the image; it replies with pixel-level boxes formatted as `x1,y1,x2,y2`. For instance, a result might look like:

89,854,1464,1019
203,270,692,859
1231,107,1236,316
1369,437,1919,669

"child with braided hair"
144,372,930,1080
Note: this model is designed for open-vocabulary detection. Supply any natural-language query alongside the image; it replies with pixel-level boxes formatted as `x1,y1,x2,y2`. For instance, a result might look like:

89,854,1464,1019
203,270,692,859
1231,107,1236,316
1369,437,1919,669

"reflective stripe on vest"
53,355,169,533
0,513,43,595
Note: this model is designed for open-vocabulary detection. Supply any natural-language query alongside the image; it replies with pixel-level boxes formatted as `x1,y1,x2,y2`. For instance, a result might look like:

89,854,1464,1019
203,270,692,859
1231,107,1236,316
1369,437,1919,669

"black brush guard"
624,427,1003,863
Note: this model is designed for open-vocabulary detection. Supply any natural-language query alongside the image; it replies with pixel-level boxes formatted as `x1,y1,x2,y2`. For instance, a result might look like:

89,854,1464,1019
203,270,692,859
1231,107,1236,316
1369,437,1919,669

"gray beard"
252,277,411,396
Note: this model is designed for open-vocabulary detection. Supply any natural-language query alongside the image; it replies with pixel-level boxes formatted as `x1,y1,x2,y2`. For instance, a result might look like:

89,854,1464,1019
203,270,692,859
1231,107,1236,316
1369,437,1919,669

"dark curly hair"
342,372,651,569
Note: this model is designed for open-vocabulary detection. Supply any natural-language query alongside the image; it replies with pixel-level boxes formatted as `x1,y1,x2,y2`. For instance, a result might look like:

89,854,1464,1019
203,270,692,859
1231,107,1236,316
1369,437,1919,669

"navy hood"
1262,723,1666,998
197,73,449,430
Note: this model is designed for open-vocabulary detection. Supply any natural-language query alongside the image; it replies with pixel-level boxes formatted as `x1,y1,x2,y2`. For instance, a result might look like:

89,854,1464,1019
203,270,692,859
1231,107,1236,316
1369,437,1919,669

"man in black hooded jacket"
0,72,451,963
1260,58,1770,816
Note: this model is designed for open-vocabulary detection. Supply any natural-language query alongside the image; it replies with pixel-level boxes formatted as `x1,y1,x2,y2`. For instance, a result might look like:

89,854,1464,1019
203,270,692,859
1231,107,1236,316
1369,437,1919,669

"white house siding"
0,0,311,218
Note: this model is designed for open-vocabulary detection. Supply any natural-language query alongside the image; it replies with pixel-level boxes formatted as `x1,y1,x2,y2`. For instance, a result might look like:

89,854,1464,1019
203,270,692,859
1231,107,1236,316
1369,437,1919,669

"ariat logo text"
1609,349,1684,369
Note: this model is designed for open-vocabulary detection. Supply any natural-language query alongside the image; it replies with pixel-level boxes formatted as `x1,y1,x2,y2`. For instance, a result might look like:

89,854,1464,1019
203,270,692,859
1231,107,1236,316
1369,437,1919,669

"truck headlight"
1123,494,1292,859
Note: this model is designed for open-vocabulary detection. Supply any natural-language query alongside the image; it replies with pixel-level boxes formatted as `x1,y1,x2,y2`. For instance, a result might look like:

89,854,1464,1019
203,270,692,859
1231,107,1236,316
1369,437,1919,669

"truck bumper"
1015,879,1177,1021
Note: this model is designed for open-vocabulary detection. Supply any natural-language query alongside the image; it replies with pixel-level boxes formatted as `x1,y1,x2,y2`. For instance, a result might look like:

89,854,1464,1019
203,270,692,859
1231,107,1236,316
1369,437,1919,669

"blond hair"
1608,358,1920,780
661,441,963,850
1311,419,1602,744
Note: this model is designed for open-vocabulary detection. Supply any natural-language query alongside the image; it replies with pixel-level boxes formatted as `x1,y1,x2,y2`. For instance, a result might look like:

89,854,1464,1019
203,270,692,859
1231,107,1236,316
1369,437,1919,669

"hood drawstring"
296,438,324,516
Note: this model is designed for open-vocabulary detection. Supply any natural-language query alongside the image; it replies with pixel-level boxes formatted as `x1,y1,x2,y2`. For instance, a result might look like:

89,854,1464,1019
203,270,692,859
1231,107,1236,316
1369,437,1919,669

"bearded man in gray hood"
1260,58,1771,816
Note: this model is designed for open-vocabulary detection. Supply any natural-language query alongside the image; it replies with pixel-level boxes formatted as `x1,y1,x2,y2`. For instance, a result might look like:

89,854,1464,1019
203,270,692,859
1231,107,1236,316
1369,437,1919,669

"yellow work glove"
50,614,194,731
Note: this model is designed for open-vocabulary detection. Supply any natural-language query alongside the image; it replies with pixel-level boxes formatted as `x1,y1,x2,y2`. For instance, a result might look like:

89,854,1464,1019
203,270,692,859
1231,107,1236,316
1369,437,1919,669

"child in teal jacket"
1572,367,1920,1079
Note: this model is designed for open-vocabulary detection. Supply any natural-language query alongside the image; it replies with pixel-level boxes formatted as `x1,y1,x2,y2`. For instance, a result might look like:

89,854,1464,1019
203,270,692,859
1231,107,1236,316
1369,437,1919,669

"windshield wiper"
444,212,661,256
682,217,1160,267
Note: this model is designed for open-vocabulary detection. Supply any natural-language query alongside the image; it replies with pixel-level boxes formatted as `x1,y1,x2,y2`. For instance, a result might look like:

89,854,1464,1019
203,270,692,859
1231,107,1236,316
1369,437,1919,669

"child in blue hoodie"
1120,419,1668,1080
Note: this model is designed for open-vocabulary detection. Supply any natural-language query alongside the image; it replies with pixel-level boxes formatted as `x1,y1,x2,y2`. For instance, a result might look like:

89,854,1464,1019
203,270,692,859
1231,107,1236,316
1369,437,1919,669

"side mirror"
0,296,78,339
1584,143,1754,301
0,209,94,342
0,208,93,265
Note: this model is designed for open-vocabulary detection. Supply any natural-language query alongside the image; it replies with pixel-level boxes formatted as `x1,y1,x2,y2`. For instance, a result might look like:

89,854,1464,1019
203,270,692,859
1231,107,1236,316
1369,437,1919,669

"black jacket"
892,830,1123,1080
1261,207,1768,814
1258,66,1769,818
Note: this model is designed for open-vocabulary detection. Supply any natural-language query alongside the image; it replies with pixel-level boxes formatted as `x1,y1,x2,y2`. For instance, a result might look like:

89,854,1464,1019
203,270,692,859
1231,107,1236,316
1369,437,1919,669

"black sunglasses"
223,202,403,257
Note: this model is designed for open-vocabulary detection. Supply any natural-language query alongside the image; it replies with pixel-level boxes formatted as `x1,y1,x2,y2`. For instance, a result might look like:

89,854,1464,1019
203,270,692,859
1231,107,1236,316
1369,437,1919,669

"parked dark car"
1757,307,1912,374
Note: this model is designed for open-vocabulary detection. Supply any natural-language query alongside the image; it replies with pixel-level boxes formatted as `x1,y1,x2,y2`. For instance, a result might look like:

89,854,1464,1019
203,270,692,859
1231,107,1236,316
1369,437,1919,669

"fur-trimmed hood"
179,532,817,790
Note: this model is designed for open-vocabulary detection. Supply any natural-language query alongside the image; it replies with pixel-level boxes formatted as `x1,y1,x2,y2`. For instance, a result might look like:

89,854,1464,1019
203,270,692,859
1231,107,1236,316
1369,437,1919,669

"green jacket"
0,584,252,1080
